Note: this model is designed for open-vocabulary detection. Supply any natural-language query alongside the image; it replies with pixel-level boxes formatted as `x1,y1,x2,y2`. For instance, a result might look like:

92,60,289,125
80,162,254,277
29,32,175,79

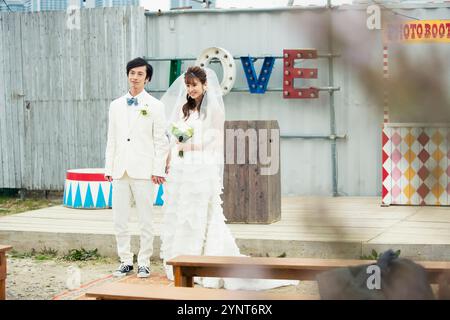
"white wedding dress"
160,110,298,290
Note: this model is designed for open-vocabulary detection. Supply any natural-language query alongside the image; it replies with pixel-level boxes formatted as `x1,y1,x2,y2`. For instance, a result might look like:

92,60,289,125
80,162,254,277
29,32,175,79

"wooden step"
85,283,318,300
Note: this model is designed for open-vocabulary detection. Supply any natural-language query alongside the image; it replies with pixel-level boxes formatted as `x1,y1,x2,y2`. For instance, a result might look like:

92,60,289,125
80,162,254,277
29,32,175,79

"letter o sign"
195,47,236,95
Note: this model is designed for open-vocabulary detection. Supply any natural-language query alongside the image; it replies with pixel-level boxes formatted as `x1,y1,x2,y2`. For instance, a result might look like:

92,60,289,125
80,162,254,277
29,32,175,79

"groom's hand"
151,175,166,185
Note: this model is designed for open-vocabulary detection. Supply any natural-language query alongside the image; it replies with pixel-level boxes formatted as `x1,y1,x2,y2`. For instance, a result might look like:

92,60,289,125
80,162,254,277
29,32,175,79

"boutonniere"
140,104,150,117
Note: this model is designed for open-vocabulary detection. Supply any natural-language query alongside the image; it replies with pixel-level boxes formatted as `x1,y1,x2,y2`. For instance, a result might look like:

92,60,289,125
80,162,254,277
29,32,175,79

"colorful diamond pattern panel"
382,126,449,206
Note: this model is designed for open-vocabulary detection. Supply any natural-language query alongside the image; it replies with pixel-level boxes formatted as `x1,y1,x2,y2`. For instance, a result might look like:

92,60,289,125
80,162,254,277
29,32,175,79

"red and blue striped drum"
63,168,112,209
63,168,164,209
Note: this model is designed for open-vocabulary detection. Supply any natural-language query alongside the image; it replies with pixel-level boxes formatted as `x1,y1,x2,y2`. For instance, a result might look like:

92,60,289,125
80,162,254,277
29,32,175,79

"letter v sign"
240,56,275,94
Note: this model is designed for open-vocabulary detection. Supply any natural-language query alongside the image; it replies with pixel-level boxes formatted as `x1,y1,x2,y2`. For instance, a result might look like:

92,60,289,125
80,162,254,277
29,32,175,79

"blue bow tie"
126,97,138,106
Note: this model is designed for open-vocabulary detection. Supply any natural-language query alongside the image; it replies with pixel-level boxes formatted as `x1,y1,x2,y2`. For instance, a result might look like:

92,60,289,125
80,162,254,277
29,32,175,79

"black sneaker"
137,265,150,278
113,263,133,277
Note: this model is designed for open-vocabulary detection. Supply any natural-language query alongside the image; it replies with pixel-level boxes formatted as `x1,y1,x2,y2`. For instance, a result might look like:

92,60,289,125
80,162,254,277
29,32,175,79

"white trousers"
112,172,155,267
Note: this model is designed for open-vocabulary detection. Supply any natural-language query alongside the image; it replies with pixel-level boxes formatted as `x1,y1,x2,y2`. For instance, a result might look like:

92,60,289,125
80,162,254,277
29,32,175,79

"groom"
104,57,169,278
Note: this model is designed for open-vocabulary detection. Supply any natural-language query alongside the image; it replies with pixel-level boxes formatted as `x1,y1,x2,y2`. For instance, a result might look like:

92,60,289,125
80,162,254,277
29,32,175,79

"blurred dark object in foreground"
317,249,435,300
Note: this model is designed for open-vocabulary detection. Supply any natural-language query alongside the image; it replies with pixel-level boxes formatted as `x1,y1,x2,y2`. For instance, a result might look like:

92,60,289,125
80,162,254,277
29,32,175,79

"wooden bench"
166,255,450,288
85,283,318,300
0,245,12,300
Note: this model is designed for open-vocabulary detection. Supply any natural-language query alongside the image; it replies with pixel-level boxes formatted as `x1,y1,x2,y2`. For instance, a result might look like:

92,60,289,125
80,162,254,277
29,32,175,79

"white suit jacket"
104,90,169,180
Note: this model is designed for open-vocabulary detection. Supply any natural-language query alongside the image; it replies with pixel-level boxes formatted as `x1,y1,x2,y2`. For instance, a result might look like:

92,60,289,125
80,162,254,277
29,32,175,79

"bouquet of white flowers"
171,122,194,158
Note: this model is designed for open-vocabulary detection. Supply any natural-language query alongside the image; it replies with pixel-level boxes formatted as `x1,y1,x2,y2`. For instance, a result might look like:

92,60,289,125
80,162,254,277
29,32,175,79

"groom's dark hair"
126,57,153,82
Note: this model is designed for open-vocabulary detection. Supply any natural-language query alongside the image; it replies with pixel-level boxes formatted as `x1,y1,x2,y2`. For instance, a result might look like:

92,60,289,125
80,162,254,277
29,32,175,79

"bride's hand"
177,143,191,153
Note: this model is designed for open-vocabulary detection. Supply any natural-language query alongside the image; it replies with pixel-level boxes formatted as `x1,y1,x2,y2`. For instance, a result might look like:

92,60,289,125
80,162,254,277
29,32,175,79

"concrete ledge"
3,230,450,262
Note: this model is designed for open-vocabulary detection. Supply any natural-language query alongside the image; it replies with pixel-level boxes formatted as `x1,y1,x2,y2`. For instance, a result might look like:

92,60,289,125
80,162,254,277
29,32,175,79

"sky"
140,0,354,11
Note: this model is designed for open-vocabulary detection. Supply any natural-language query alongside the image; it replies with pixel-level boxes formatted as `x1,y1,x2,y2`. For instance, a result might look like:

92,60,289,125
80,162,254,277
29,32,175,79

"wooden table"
0,245,12,300
167,255,450,288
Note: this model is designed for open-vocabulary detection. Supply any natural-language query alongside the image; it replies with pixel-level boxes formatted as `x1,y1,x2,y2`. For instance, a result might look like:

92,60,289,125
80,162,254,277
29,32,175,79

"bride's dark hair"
183,66,207,120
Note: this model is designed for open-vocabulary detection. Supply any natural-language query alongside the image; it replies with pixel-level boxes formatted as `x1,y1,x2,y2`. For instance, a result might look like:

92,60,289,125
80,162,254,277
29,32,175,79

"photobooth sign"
385,20,450,43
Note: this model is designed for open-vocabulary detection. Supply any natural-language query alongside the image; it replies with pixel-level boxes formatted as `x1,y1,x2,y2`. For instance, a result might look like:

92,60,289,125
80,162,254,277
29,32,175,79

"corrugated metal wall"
1,5,449,195
1,11,24,189
0,7,145,189
146,6,385,196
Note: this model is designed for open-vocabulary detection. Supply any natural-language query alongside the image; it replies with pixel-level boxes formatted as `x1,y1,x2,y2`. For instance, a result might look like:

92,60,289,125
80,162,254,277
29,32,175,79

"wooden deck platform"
1,197,450,260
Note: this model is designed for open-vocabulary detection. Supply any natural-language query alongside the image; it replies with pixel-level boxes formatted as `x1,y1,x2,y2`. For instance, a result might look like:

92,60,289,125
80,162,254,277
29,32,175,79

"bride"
159,66,298,290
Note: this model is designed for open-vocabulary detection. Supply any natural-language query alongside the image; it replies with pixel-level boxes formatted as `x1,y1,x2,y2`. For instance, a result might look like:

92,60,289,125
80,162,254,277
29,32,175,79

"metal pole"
327,0,339,197
148,87,340,93
281,135,346,140
145,3,448,17
145,6,335,16
227,87,340,92
144,54,340,61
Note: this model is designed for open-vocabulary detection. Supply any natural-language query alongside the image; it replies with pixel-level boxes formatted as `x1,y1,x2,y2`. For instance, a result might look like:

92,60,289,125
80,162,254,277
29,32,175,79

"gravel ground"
5,255,319,300
5,256,166,300
6,256,119,300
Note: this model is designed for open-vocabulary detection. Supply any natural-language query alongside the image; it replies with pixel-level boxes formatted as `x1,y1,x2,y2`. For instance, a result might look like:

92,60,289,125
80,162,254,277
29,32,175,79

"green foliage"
0,191,62,217
251,252,287,258
10,249,35,259
10,247,102,262
361,249,401,260
63,248,100,261
10,247,58,260
35,247,58,260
